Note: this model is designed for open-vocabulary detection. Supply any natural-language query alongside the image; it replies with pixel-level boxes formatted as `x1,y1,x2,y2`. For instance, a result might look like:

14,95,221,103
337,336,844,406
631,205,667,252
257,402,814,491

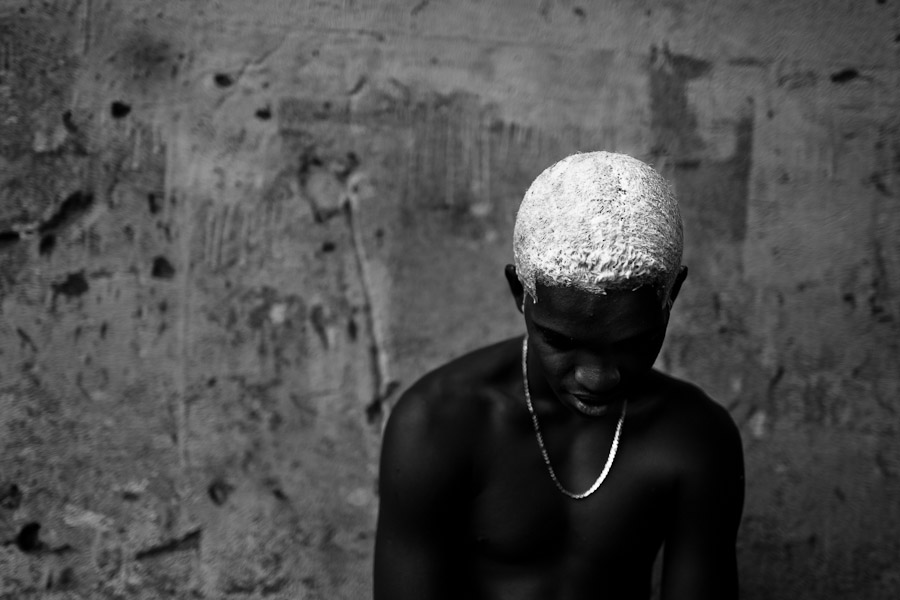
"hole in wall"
208,479,234,505
40,190,93,234
62,110,78,133
15,522,42,553
365,399,382,424
110,101,132,118
151,256,175,279
39,234,56,255
52,272,89,297
0,231,19,249
214,73,234,87
0,483,22,509
830,68,859,83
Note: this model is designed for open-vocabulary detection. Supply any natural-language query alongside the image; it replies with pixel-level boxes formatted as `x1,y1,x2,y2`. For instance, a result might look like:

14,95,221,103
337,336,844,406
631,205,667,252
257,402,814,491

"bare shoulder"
645,371,744,471
374,342,522,600
651,374,745,599
379,338,521,492
386,337,520,436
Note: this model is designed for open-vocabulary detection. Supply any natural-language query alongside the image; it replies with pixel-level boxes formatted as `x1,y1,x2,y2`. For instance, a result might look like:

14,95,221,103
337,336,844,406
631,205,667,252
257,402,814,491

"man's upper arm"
374,385,471,600
661,401,746,600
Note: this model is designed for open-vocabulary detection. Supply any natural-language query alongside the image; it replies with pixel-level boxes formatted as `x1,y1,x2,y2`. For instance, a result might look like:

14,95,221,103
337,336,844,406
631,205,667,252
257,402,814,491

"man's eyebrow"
532,320,661,343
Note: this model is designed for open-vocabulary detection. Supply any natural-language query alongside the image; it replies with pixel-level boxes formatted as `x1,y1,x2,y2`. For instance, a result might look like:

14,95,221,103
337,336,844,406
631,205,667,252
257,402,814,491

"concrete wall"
1,0,897,597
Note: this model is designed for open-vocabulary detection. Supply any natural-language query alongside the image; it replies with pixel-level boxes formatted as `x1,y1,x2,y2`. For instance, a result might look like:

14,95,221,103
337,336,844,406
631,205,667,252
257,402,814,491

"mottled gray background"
1,0,898,598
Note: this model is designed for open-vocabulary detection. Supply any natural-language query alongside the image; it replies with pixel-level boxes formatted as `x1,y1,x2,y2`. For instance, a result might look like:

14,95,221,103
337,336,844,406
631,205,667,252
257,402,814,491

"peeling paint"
62,505,113,531
749,410,767,438
51,271,89,297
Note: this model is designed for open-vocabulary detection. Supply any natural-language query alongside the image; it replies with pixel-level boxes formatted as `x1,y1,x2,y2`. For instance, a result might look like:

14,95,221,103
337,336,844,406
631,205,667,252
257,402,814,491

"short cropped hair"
513,151,683,305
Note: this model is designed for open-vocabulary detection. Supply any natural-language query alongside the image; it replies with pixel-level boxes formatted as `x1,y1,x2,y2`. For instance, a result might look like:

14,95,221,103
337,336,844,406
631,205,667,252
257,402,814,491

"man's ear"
504,264,526,313
667,266,689,306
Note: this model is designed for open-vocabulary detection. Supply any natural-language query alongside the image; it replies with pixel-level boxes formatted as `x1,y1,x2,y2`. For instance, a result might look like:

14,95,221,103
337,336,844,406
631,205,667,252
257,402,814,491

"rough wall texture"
0,0,898,598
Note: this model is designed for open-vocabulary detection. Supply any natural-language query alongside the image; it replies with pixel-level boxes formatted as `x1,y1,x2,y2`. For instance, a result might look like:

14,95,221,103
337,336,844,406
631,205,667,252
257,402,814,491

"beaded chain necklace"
521,336,626,500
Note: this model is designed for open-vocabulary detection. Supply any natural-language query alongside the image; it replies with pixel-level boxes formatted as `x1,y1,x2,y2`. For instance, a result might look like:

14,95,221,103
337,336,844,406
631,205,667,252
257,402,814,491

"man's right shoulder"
383,337,520,447
388,351,490,434
378,344,511,503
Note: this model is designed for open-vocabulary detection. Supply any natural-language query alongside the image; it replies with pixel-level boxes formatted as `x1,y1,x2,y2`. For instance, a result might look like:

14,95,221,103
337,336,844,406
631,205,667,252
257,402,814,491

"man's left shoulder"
650,372,744,467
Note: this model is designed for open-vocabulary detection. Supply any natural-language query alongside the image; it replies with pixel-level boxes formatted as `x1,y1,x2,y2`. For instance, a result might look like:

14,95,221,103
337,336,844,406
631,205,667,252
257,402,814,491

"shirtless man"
374,152,745,600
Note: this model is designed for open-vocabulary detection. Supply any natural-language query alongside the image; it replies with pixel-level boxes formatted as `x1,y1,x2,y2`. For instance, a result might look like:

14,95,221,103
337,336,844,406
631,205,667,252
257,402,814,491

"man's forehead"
529,283,664,331
531,282,660,309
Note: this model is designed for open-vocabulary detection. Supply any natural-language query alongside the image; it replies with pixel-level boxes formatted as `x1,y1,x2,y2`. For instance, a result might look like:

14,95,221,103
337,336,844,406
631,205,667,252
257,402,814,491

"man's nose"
573,361,621,393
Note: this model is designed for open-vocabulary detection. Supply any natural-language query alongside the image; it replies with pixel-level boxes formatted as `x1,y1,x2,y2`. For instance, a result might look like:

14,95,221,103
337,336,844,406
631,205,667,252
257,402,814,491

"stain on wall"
1,0,899,598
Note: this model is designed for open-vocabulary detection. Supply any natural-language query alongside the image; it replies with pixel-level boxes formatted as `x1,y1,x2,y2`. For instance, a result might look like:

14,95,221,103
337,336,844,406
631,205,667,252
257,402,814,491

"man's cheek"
535,358,564,386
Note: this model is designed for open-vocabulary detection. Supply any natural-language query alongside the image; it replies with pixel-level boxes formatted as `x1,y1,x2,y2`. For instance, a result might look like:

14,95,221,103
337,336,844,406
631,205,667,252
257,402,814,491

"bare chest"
469,420,672,569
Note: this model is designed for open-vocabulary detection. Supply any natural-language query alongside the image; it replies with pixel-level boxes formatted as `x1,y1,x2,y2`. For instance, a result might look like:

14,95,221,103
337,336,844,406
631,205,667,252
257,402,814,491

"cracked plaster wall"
0,0,898,598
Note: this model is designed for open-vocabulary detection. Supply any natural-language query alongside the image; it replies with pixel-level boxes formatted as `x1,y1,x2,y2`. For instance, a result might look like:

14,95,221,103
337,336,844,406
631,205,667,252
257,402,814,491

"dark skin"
374,265,745,600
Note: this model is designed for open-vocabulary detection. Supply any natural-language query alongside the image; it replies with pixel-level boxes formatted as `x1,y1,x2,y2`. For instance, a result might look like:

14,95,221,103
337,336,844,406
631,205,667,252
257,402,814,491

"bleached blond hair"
513,151,683,305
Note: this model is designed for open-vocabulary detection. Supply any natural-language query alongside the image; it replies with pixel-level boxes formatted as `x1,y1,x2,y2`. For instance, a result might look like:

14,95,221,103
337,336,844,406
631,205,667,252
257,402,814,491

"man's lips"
568,396,610,417
566,392,622,416
569,391,620,406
